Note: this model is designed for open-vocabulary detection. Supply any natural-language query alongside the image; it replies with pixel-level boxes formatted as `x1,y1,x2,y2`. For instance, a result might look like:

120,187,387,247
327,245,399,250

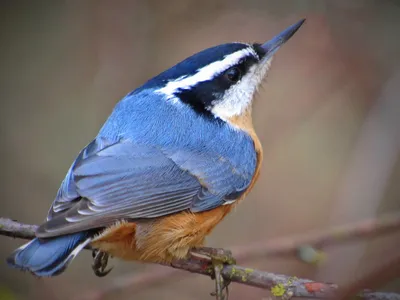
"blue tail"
6,232,92,277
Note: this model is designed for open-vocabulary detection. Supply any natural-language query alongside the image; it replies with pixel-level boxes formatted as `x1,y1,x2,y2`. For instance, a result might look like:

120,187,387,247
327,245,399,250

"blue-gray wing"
37,137,242,238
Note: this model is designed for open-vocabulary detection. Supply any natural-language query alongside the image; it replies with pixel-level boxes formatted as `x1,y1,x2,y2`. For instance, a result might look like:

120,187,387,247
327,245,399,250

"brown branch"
231,211,400,259
337,253,400,300
1,217,400,300
168,259,400,300
3,212,399,257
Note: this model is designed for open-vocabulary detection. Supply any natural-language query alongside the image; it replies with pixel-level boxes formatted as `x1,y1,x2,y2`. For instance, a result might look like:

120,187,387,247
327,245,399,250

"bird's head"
149,19,305,127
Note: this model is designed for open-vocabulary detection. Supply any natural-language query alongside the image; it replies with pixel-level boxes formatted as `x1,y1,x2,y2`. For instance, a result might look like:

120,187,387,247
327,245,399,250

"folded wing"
37,137,236,237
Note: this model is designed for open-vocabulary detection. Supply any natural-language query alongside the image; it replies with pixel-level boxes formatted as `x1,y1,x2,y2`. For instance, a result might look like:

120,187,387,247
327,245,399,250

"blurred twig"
232,211,400,259
337,253,400,300
1,217,400,300
3,212,399,257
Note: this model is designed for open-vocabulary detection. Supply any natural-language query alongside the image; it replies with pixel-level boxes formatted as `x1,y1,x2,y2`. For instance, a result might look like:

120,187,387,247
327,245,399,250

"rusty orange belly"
90,204,234,263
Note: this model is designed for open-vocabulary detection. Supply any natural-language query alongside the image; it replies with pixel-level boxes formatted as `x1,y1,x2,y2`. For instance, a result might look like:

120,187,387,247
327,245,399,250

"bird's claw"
91,249,113,277
191,247,235,300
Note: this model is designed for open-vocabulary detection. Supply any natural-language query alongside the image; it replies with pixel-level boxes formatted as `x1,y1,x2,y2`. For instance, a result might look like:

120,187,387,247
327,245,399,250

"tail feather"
7,232,92,277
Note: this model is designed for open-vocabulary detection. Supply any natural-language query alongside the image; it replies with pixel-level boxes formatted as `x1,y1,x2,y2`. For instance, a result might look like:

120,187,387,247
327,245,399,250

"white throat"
211,57,273,121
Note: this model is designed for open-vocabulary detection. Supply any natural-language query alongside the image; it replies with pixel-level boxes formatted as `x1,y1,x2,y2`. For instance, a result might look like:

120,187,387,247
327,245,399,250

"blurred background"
1,1,400,299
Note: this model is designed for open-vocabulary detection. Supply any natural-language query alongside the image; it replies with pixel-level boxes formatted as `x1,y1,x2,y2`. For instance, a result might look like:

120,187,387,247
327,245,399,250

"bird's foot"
91,249,113,277
191,247,236,300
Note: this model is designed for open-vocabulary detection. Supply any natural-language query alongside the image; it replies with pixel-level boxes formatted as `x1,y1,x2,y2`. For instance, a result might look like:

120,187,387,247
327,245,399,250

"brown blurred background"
1,1,400,299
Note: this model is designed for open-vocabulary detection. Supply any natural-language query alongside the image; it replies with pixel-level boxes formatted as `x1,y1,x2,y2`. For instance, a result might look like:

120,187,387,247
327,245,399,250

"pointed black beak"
261,19,305,58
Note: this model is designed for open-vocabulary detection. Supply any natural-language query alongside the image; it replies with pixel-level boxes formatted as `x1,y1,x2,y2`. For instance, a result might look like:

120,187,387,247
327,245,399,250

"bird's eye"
224,67,242,83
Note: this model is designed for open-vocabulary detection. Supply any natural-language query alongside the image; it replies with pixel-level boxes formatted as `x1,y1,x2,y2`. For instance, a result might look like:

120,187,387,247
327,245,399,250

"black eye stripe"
171,50,260,119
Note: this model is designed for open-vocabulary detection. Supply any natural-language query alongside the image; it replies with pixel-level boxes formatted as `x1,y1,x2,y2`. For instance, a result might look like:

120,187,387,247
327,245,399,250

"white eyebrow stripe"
156,47,257,99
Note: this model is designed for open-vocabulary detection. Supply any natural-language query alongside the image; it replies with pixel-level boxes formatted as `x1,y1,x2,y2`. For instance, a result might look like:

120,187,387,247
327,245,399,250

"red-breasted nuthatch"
7,19,305,277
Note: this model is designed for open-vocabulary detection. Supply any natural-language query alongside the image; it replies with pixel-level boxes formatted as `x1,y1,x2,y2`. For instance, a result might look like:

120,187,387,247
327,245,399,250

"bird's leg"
212,262,226,300
91,249,113,277
190,247,236,300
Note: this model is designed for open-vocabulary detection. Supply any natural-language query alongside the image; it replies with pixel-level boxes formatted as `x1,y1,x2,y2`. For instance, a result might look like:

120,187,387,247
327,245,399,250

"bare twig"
1,217,400,300
0,218,38,239
232,211,400,259
3,212,399,256
169,259,400,300
337,253,400,300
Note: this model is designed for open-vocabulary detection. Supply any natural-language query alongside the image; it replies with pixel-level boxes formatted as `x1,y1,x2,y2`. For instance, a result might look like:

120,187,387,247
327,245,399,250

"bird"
7,19,305,278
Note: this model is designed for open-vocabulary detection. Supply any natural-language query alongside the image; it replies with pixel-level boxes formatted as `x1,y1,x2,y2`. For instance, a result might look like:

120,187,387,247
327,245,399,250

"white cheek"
211,57,273,121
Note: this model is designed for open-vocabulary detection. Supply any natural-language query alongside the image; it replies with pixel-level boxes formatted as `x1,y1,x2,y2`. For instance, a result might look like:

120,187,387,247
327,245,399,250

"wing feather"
37,135,254,238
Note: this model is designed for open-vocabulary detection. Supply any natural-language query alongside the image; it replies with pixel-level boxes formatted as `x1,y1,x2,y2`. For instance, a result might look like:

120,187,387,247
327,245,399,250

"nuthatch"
7,19,305,277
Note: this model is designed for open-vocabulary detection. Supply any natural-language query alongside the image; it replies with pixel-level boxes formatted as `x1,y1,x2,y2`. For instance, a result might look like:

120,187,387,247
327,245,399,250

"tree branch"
1,217,399,300
231,211,400,259
0,218,38,239
337,253,400,300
